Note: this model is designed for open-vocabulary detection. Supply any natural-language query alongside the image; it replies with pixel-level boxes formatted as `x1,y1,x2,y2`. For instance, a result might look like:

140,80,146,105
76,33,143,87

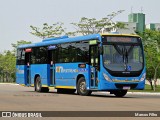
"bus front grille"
115,83,138,89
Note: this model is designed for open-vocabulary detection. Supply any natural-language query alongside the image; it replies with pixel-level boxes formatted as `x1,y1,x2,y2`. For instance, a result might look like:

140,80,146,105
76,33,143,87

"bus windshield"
102,36,144,76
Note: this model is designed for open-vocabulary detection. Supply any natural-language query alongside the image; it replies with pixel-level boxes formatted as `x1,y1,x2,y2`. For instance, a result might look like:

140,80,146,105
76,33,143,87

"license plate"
123,86,130,90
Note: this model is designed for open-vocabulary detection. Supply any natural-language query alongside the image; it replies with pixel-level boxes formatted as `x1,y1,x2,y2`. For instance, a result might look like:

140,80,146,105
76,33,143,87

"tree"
0,51,16,82
30,22,65,39
140,29,160,91
0,40,32,83
12,40,32,53
69,10,125,35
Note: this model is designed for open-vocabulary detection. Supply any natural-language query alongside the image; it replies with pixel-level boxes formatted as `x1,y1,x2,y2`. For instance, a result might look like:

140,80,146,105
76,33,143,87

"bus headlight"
140,73,146,81
103,73,112,82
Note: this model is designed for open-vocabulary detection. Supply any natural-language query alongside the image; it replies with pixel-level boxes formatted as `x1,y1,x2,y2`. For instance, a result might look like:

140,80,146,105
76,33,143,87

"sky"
0,0,160,52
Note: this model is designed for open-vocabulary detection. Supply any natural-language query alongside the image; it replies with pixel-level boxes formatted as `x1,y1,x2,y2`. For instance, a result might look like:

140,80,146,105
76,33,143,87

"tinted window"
56,42,89,63
16,49,25,65
31,47,48,64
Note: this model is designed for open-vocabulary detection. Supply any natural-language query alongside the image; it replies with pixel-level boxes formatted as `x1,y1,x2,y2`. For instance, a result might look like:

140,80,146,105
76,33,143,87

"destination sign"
103,36,140,43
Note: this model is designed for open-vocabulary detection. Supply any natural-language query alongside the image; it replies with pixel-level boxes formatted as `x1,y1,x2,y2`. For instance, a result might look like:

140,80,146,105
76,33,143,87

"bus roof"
18,33,140,49
18,34,101,49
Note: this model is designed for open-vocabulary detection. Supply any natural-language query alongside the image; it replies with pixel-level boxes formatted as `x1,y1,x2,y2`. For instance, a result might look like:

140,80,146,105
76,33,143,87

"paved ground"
0,83,160,119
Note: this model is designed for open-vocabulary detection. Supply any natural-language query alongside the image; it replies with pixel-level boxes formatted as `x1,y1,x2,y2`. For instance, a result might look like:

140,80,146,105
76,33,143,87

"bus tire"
77,77,92,96
113,90,127,97
35,76,42,92
35,76,49,92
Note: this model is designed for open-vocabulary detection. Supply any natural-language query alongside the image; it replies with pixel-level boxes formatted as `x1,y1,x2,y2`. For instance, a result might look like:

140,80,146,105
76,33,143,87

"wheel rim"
36,78,41,91
80,81,86,93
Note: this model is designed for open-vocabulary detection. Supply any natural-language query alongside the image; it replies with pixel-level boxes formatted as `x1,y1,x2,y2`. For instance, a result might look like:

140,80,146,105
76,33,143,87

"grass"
129,84,160,92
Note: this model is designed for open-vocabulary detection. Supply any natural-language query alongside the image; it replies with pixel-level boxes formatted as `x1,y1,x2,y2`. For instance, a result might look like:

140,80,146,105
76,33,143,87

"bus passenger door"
89,45,99,89
25,48,32,85
48,49,56,86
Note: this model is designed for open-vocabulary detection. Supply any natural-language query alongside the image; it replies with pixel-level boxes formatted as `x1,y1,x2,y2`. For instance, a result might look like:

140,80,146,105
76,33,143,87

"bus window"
16,49,25,65
31,47,48,64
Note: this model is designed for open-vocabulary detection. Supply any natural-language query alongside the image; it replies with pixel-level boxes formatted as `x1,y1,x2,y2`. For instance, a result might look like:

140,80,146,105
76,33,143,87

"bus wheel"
35,76,42,92
113,90,127,97
77,77,92,96
35,76,49,93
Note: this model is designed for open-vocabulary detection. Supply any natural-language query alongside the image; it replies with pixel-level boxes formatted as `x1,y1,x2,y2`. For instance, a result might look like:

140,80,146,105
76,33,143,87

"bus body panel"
16,65,26,85
55,63,90,88
30,64,49,86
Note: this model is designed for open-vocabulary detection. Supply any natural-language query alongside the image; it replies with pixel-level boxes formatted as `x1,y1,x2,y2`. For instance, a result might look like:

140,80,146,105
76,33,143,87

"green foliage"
29,10,125,37
12,40,32,53
69,10,125,35
0,51,16,82
129,84,160,92
139,29,160,91
30,22,65,39
0,40,31,82
114,22,126,29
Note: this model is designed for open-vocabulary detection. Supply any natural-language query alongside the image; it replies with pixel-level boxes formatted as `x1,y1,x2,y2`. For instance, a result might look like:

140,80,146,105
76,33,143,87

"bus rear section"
16,48,31,86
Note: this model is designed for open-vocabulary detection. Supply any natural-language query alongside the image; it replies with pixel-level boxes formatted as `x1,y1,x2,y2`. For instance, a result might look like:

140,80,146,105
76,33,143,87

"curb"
99,91,160,96
0,83,19,85
127,92,160,95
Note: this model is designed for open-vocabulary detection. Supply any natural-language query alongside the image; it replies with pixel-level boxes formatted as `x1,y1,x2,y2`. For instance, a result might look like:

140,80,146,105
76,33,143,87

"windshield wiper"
125,48,128,63
114,45,130,71
122,47,128,71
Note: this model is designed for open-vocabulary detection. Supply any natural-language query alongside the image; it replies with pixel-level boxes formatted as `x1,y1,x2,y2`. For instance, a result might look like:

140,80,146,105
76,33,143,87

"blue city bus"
16,33,146,97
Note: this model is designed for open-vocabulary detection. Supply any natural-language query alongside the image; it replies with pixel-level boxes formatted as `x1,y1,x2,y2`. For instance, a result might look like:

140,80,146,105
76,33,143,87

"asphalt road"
0,84,160,111
0,83,160,112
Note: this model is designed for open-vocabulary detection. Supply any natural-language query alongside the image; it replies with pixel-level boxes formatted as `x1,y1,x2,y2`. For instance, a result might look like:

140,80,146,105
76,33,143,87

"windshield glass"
103,44,143,72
